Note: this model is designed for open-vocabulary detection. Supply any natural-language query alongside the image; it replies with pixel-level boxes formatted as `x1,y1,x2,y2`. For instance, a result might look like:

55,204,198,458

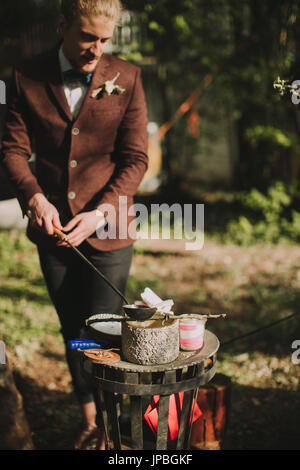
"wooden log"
0,351,34,450
190,373,231,450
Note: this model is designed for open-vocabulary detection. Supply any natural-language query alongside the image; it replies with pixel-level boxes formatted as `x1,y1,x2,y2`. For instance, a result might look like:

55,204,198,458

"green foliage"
245,126,292,149
225,182,300,245
0,231,60,356
0,230,39,279
125,0,300,188
127,276,161,301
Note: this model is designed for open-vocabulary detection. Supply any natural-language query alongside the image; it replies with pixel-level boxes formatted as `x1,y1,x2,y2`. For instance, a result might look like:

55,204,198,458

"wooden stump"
0,351,34,450
190,373,231,450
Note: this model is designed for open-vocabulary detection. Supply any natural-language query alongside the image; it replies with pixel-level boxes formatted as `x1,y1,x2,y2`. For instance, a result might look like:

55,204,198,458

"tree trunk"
190,373,231,450
0,351,34,450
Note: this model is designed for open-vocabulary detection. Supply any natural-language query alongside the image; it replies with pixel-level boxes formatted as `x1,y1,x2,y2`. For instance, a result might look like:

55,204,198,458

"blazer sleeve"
0,68,44,215
95,67,149,210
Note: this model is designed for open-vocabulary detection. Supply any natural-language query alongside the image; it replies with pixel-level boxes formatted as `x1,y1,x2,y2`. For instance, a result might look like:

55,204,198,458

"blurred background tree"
125,0,300,190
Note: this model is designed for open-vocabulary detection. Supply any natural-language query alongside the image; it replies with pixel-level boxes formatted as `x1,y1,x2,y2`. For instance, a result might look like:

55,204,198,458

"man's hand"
27,193,62,235
58,210,106,247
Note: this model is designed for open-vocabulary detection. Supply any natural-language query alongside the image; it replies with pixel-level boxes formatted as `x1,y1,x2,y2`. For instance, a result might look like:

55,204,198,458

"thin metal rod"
54,228,129,305
222,311,300,347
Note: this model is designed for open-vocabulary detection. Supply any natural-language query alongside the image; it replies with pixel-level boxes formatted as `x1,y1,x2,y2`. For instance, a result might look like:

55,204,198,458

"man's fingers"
66,231,85,246
62,216,81,232
69,237,85,247
57,233,84,247
65,225,87,246
56,240,70,247
52,212,62,230
60,212,99,246
43,216,54,235
28,199,62,237
35,217,43,227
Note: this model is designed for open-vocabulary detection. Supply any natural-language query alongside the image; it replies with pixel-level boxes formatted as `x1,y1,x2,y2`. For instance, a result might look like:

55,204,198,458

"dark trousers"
38,242,133,404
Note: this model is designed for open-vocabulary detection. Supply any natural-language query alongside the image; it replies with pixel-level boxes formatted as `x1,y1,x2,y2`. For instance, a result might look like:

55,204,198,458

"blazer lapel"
46,46,73,122
74,54,111,123
46,49,113,123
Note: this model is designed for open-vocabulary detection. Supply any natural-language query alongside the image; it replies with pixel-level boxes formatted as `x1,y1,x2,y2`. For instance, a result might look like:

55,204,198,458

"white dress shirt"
59,46,88,119
58,46,106,225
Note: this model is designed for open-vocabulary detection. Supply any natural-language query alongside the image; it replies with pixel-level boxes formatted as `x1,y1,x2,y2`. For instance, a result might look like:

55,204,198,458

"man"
1,0,148,450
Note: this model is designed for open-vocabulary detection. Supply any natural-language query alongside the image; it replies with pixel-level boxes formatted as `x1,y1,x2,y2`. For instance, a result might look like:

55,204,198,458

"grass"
0,232,60,357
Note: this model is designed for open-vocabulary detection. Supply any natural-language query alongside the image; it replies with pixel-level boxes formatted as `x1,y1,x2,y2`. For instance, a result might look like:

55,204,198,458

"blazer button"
68,192,76,200
72,128,80,136
70,160,78,168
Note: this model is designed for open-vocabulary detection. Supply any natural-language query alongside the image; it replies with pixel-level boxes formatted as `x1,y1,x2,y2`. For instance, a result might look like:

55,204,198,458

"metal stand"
86,330,219,450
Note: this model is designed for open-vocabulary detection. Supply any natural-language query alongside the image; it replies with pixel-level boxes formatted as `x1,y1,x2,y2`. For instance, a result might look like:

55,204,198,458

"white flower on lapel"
90,72,126,99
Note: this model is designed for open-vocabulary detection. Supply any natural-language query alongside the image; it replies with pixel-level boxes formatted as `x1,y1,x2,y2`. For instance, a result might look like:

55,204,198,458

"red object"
187,107,200,138
144,393,202,442
176,89,200,117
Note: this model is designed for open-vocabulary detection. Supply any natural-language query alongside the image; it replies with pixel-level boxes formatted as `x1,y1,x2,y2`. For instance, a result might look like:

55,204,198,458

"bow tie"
63,70,93,86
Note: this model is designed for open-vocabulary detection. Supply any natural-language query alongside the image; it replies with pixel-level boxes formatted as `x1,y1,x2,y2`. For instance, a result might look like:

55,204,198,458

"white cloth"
59,46,88,119
141,288,174,314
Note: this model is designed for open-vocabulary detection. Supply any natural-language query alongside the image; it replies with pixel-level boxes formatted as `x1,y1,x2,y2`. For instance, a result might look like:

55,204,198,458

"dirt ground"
10,239,300,451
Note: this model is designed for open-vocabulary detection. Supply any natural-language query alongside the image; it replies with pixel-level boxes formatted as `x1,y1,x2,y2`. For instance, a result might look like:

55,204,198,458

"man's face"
58,14,116,74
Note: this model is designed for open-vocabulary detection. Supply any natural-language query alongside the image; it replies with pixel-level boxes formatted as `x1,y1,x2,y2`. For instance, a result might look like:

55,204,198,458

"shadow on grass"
30,277,48,287
172,270,300,357
225,382,300,450
13,367,300,450
41,350,65,362
14,370,81,451
135,249,188,258
0,285,51,305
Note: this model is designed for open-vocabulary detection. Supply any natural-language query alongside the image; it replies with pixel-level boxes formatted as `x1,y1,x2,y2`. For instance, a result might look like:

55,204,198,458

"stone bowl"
122,304,157,321
122,317,179,365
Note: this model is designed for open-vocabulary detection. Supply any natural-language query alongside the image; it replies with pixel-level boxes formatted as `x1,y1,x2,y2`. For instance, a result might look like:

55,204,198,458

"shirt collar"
59,45,73,74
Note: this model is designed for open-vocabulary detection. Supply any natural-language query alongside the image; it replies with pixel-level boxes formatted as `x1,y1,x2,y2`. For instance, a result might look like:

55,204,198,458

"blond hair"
61,0,122,24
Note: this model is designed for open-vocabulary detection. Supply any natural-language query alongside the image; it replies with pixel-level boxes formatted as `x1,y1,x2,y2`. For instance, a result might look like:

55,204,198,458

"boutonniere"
90,72,126,99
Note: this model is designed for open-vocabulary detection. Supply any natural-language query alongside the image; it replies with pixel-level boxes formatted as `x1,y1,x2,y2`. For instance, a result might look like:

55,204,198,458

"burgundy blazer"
1,45,148,251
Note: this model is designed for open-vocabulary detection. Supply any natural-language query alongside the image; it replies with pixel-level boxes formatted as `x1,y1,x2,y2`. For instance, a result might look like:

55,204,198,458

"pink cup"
179,318,206,351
